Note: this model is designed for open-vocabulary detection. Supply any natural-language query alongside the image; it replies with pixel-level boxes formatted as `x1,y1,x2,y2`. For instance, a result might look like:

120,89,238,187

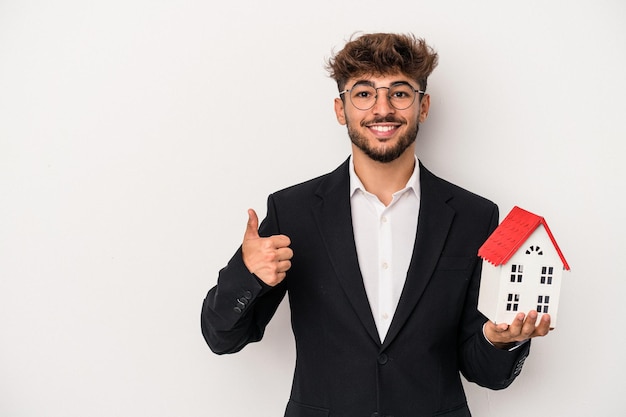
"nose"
372,87,395,115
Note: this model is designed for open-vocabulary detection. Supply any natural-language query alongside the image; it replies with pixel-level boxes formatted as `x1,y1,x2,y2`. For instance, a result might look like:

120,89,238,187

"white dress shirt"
349,156,420,342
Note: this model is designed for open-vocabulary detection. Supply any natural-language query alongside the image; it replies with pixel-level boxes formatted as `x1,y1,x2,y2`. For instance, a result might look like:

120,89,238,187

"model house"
477,206,570,328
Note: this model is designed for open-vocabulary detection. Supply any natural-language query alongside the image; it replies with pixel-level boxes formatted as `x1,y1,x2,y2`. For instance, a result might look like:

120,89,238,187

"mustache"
361,116,404,126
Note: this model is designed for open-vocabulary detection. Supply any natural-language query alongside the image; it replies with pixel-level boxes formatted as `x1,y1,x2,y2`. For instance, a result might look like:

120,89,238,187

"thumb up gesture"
242,209,293,287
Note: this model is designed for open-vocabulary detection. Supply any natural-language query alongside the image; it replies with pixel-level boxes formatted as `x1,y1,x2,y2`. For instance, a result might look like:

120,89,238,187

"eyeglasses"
339,82,425,111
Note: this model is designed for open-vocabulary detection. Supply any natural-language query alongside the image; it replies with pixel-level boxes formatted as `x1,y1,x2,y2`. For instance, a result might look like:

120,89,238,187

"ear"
334,97,347,125
418,94,431,123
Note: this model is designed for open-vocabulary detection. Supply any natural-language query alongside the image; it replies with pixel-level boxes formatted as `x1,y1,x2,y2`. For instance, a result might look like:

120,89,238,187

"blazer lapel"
381,163,455,349
312,159,381,345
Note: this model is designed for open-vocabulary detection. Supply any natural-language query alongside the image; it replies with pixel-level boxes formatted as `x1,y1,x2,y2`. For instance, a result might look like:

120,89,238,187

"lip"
366,123,401,139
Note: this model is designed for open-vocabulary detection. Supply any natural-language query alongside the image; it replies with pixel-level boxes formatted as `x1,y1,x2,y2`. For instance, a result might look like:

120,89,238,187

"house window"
525,245,544,255
537,295,550,313
540,266,554,285
510,265,523,283
506,293,520,311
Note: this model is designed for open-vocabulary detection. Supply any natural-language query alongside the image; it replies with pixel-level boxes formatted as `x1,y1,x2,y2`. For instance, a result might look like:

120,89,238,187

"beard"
347,116,419,163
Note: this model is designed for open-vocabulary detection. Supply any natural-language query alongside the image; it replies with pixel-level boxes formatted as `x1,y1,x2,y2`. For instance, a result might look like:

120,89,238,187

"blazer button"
378,354,388,365
371,413,380,417
233,307,242,314
243,290,252,300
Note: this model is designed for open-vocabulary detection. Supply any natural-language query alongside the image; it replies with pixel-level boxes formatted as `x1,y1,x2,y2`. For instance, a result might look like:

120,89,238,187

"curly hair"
326,33,439,92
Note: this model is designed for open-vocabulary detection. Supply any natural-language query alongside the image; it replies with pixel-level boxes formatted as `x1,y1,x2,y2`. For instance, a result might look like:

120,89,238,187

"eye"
391,90,410,99
354,90,373,99
390,85,414,99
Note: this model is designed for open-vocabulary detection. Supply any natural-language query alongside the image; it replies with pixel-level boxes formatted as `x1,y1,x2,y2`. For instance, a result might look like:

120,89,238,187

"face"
334,74,430,163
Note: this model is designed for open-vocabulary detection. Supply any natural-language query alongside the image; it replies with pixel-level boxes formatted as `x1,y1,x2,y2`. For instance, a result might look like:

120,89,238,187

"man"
201,33,550,417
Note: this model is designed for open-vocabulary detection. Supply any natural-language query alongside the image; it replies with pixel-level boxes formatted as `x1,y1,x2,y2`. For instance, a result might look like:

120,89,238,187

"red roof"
478,206,570,270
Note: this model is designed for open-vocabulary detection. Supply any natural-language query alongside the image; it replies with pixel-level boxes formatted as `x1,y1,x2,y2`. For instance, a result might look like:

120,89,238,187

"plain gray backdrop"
1,0,624,416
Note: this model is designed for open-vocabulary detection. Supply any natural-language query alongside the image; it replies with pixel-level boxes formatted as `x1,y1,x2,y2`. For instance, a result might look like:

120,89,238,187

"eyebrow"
351,80,414,88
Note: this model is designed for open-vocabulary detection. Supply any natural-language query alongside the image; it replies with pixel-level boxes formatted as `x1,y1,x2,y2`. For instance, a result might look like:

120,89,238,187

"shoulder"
270,158,350,203
419,161,497,214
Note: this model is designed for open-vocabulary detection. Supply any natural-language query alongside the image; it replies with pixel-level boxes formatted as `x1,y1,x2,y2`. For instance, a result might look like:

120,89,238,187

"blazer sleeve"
200,195,288,354
457,204,531,390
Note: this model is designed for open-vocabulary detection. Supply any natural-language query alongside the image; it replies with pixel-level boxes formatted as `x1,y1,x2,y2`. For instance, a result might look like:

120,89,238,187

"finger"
276,246,294,261
507,313,526,337
533,314,551,336
244,208,260,240
276,259,292,273
268,234,292,249
484,321,513,348
520,310,539,337
495,322,509,332
486,320,508,334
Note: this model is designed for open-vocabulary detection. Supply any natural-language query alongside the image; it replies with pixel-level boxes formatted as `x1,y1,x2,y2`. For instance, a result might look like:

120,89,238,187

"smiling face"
334,73,430,164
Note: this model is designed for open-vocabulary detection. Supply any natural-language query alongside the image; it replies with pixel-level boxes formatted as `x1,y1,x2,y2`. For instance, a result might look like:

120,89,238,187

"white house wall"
496,225,563,327
479,225,564,328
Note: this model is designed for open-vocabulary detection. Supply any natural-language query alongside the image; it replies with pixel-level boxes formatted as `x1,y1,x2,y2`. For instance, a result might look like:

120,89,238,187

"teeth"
371,125,395,132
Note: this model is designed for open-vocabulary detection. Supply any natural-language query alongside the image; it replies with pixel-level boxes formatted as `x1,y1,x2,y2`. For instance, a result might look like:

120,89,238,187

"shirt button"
381,216,388,223
381,262,389,270
381,313,389,320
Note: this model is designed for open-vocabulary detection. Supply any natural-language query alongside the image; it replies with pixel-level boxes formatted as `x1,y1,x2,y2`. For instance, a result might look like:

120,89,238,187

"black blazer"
202,159,529,417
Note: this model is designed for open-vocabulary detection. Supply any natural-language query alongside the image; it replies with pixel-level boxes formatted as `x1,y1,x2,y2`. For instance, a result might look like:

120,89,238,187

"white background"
1,1,624,416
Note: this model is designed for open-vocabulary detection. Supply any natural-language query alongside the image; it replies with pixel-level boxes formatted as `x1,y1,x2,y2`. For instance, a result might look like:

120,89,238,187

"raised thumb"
244,208,260,240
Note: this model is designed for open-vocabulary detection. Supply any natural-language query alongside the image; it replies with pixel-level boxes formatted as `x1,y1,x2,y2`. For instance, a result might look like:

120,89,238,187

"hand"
241,209,293,287
484,310,552,349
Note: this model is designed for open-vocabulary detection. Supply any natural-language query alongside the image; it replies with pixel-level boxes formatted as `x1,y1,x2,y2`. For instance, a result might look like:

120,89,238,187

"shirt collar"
349,154,421,199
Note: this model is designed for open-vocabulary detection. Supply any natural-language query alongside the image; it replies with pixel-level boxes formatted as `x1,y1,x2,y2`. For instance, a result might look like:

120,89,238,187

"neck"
352,145,416,206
